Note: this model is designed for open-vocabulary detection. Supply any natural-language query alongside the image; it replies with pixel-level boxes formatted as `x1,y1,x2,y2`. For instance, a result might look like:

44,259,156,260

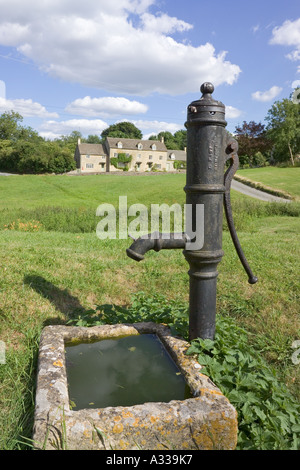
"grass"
0,171,299,449
237,167,300,199
0,173,186,209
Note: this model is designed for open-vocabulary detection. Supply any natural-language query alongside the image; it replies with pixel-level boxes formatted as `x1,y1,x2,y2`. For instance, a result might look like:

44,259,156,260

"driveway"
231,179,291,203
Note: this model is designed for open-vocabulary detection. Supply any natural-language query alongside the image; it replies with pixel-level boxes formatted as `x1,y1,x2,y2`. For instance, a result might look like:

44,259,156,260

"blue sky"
0,0,299,139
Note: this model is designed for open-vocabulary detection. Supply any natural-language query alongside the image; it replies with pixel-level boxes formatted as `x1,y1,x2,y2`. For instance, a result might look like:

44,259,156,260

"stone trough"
33,322,238,450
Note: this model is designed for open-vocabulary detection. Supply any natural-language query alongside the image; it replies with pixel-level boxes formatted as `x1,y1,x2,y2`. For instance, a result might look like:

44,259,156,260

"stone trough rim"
33,322,238,450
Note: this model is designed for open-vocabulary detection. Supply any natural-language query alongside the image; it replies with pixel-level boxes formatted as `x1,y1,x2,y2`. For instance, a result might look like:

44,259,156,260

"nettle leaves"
186,319,300,450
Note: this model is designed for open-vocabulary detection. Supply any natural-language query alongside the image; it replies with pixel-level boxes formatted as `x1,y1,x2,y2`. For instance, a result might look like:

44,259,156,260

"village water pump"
126,83,257,341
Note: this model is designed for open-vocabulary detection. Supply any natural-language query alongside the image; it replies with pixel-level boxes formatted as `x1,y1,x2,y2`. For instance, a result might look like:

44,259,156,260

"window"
159,155,163,160
138,143,143,150
137,154,141,159
102,155,106,160
170,153,175,160
86,163,94,169
149,155,153,160
151,144,157,150
117,141,123,149
86,154,90,158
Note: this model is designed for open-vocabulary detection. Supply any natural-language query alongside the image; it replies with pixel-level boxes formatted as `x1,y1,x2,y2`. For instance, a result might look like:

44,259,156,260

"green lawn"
0,173,187,209
237,167,300,198
0,170,299,449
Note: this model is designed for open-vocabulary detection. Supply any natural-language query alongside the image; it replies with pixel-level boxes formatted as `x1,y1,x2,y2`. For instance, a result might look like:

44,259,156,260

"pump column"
184,83,227,341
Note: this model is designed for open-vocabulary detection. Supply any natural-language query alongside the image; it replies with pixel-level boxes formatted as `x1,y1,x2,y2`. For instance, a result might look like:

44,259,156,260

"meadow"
0,171,299,450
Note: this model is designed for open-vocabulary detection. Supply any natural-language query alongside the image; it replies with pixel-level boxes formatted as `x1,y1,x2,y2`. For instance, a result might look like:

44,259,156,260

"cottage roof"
106,137,167,152
77,143,105,155
168,150,186,161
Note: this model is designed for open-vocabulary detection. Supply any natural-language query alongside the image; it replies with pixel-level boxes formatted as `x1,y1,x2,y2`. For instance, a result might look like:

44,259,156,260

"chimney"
78,138,81,145
160,136,164,143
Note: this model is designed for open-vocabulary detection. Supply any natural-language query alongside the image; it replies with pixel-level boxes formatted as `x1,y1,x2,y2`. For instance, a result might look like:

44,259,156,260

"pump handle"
224,136,258,284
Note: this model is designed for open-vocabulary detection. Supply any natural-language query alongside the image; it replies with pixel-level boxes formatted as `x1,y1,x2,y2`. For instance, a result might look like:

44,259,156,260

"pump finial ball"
200,82,214,95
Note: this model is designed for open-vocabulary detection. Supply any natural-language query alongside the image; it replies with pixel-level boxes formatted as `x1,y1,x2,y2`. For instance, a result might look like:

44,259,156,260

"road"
231,179,291,203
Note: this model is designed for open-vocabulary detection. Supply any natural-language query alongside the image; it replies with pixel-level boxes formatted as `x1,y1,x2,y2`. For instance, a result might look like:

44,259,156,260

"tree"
101,122,142,140
265,93,300,166
0,140,14,171
16,141,49,174
47,143,76,173
149,131,177,148
0,111,23,141
173,130,187,150
234,121,272,167
149,130,187,150
86,134,102,144
54,130,83,154
0,111,41,143
59,130,83,142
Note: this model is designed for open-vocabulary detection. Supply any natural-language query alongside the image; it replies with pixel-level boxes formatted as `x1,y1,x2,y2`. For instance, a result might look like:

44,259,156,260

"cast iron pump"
126,82,257,341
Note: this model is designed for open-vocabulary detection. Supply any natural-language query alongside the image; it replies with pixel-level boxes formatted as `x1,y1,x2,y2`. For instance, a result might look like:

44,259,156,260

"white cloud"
225,105,242,119
0,1,241,95
140,12,193,34
0,97,58,118
39,117,183,140
129,119,183,136
251,86,282,102
0,22,29,46
286,50,300,61
270,18,300,62
0,80,5,99
39,118,108,139
65,96,148,117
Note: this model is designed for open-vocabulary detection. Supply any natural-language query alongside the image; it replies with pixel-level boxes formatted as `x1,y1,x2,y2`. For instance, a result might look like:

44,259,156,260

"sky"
0,0,299,140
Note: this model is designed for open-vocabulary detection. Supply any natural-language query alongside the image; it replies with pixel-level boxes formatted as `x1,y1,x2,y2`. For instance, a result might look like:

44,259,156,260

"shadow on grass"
14,275,91,449
23,274,89,324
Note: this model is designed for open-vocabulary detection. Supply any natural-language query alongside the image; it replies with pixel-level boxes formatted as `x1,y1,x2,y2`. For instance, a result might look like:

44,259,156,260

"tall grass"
0,198,299,234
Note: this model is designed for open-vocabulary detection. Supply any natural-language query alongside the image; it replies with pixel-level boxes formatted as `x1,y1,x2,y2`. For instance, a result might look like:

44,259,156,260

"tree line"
235,89,300,167
0,89,299,173
0,112,76,174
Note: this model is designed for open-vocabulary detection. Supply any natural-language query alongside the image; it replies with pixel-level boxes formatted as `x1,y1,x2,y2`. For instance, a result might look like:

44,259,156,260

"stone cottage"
74,137,186,173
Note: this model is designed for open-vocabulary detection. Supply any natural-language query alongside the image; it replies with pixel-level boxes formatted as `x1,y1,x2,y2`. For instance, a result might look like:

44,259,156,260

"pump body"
184,83,227,339
127,83,257,341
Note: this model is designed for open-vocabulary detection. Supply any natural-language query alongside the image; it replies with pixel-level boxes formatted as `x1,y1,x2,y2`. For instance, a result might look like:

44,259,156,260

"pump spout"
126,232,186,262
